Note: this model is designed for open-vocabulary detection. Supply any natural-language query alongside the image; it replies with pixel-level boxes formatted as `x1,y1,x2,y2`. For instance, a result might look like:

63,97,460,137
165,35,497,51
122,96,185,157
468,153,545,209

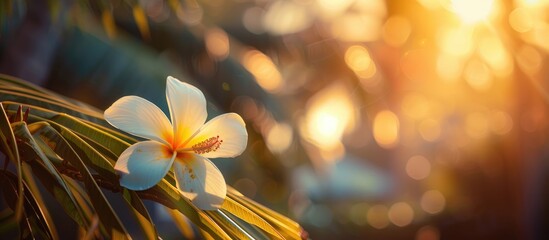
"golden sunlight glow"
532,23,549,53
466,112,489,139
316,0,354,19
303,84,356,150
263,0,312,35
518,0,546,7
345,45,372,72
382,15,412,47
436,54,463,82
205,28,229,60
266,122,294,154
243,50,284,93
419,119,441,142
307,112,340,149
464,59,493,91
420,190,446,214
437,27,473,57
331,13,383,42
478,35,513,78
321,0,386,42
516,45,542,75
509,7,535,33
406,155,432,180
359,62,377,79
490,111,513,135
345,45,377,79
367,205,389,229
450,0,494,24
417,0,442,10
319,144,346,162
388,202,414,227
373,110,399,148
402,93,431,120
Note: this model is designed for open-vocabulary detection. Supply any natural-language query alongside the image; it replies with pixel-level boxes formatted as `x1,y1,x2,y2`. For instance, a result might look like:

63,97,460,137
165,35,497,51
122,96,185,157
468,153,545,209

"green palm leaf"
0,75,304,239
0,104,24,224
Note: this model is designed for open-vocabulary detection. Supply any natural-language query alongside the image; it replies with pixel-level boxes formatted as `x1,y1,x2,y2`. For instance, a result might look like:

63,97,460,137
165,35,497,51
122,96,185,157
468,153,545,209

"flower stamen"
192,136,223,154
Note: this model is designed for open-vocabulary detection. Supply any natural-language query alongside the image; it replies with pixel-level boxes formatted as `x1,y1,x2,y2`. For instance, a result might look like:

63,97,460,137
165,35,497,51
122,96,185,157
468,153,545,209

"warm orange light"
420,190,446,214
516,45,542,75
509,7,535,33
532,23,549,53
331,13,382,42
450,0,494,24
367,205,389,229
437,27,473,57
464,60,493,91
518,0,545,7
373,110,399,148
478,35,513,78
490,111,513,135
242,50,283,92
466,112,489,139
316,0,354,19
345,45,377,79
263,0,312,35
302,84,356,152
345,45,372,72
402,93,431,120
205,28,229,60
310,113,340,144
419,119,441,142
406,155,431,180
382,15,412,47
436,54,463,82
388,202,414,227
266,122,294,154
417,0,442,10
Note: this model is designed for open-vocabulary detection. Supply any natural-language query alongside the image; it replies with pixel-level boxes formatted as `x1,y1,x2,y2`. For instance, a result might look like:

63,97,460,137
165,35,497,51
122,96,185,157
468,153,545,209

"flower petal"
115,141,175,191
105,96,173,145
166,76,207,148
184,113,248,158
173,154,227,210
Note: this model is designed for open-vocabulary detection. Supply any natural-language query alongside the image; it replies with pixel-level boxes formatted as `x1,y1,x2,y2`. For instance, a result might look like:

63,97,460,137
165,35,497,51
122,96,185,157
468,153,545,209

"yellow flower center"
175,135,223,155
191,136,223,154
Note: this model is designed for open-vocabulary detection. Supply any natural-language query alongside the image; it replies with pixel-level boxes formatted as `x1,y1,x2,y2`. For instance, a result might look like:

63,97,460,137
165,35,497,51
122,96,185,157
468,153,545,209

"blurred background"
2,0,549,239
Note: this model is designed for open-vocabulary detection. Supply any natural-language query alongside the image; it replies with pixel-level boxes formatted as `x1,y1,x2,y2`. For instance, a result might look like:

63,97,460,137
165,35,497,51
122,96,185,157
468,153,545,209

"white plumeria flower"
104,76,248,210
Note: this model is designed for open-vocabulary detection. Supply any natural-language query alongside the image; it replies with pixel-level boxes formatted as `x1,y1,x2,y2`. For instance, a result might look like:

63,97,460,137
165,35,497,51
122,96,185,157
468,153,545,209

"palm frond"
0,75,304,239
